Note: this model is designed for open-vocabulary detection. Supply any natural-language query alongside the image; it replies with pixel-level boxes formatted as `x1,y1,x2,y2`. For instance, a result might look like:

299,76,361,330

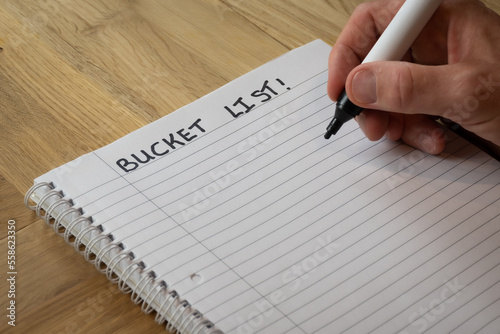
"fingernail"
352,70,377,104
418,133,435,153
432,127,447,143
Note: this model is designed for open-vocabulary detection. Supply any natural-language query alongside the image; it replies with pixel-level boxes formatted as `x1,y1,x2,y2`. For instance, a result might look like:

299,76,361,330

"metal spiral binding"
84,234,109,264
53,206,79,236
64,216,89,246
120,261,143,294
131,271,154,305
74,224,100,254
142,280,167,314
25,182,52,210
156,290,179,325
44,198,68,227
25,182,219,334
36,189,60,219
106,251,132,284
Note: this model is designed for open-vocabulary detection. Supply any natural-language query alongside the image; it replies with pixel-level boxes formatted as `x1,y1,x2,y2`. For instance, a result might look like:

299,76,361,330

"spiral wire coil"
25,182,217,333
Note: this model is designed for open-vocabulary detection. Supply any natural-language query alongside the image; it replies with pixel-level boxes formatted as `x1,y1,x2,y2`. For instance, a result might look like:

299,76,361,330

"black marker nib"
324,118,343,140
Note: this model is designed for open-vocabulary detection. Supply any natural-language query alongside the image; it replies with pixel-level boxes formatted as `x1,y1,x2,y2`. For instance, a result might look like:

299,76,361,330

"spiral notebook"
26,40,500,333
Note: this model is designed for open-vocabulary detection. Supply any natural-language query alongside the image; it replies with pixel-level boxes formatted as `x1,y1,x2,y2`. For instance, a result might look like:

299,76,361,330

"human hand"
328,0,500,154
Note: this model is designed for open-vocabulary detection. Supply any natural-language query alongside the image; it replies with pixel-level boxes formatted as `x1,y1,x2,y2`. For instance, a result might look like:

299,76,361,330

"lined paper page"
36,40,500,334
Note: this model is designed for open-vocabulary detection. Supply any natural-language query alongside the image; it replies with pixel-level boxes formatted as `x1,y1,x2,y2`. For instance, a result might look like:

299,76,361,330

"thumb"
345,61,471,119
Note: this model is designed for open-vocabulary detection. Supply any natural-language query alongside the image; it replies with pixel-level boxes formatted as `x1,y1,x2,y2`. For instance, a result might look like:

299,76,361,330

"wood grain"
1,0,499,333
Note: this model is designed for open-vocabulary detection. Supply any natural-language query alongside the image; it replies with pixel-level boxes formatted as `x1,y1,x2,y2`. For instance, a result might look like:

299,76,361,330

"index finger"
327,0,404,101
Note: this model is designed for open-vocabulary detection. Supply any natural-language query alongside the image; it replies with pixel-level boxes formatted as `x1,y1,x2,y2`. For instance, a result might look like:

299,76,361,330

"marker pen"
324,0,443,139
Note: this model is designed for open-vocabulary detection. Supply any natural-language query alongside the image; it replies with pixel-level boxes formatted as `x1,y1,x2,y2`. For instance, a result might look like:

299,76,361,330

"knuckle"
352,2,373,17
398,65,416,110
383,64,415,111
352,0,402,27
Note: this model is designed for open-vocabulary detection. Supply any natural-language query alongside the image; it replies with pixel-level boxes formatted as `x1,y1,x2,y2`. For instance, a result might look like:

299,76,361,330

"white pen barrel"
362,0,443,63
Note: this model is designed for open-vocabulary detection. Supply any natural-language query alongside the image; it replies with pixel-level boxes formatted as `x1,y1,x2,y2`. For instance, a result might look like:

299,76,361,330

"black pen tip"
324,118,343,140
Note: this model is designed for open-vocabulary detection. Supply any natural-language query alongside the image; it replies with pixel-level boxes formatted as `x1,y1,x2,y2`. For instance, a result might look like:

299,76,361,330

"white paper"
36,40,500,334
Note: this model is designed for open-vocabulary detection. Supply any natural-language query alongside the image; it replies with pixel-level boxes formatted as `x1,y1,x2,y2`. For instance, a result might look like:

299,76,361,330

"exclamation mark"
276,78,291,90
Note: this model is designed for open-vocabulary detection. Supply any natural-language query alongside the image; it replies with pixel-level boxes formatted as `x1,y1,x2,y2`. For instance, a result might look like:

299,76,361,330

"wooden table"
1,1,499,333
